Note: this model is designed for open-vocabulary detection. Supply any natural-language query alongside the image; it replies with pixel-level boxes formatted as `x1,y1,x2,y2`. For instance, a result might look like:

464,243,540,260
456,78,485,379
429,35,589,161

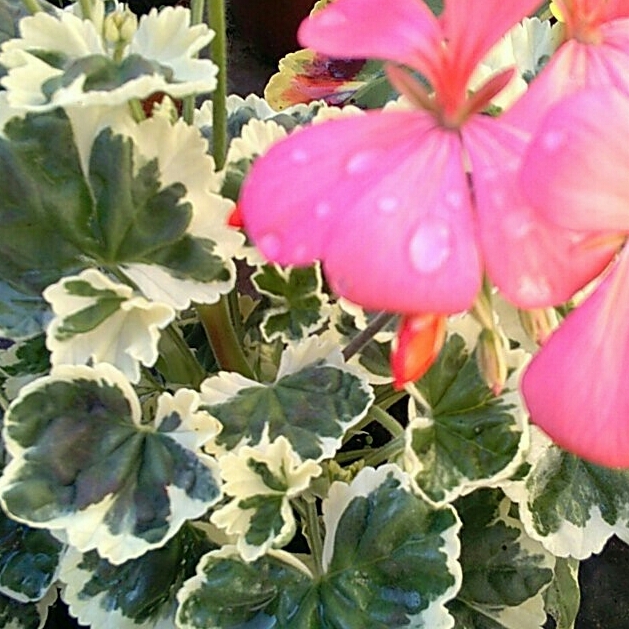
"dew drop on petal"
409,217,452,274
505,208,534,239
378,196,399,214
315,201,333,218
292,243,310,264
258,233,282,259
542,130,565,153
317,8,349,28
291,148,309,164
517,275,551,304
345,150,379,175
445,190,464,209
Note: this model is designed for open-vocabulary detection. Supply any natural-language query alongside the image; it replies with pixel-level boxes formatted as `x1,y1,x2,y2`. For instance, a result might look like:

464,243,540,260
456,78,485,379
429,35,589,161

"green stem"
343,404,403,445
128,99,146,122
21,0,41,13
182,0,206,124
362,434,405,467
197,299,254,378
208,0,228,169
342,312,396,361
0,390,9,413
191,0,206,24
79,0,92,19
303,498,324,578
368,405,404,437
373,385,406,410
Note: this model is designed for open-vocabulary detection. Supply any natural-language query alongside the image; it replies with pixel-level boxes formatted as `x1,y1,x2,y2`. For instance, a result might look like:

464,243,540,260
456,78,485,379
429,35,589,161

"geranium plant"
0,0,629,627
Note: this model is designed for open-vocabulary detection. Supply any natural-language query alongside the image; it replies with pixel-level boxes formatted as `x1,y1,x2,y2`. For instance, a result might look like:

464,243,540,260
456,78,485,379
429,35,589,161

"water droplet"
378,196,399,214
315,201,332,218
317,8,348,28
517,275,551,304
542,130,565,153
445,190,464,208
409,218,452,274
505,208,534,239
292,244,310,264
483,168,498,182
258,233,282,259
491,189,506,207
345,150,378,175
291,148,309,164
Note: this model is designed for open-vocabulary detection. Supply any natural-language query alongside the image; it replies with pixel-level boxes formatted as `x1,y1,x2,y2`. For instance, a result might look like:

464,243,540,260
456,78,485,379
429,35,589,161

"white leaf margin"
254,263,332,344
0,363,222,565
0,6,217,111
59,545,175,629
210,435,322,562
466,495,556,629
403,336,530,507
200,336,374,458
175,545,313,629
43,268,175,384
322,464,462,629
502,429,629,560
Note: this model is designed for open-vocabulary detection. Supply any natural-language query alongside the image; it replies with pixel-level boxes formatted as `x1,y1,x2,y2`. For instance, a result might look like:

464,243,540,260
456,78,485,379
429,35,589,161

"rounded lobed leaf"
201,337,374,461
404,334,528,504
177,465,462,628
0,364,222,564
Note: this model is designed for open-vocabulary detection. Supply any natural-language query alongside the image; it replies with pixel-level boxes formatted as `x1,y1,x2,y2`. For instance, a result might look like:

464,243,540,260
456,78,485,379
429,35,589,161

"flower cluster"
1,0,629,627
240,0,629,467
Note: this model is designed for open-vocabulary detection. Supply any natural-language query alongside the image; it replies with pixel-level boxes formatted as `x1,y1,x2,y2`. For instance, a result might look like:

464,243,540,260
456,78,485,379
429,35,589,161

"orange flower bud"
390,313,446,390
227,203,245,228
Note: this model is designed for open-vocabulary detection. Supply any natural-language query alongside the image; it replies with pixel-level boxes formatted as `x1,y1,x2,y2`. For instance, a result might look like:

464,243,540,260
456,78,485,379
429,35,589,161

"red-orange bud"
227,203,245,228
390,313,446,390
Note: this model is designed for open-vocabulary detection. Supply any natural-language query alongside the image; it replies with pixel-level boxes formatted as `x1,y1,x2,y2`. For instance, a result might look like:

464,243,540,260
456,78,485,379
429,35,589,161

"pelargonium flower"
240,0,613,319
0,1,217,110
506,0,629,127
520,88,629,467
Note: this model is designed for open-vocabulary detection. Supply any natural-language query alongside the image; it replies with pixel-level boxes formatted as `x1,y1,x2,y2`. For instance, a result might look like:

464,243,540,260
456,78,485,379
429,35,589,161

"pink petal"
463,115,616,308
297,0,442,72
521,89,629,233
605,0,629,20
439,0,541,93
522,246,629,467
505,19,629,129
240,111,482,314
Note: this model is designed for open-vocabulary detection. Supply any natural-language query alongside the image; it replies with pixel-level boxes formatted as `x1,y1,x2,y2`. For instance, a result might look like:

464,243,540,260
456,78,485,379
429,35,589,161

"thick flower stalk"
239,0,613,323
520,87,629,467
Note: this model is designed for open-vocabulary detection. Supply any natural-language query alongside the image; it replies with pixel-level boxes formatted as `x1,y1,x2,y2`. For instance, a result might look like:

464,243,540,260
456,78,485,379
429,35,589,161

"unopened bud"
390,313,446,390
477,328,508,396
103,10,138,45
518,308,558,346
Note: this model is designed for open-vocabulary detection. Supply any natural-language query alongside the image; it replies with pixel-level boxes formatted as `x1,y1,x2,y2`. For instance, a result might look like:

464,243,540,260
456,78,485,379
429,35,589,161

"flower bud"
518,308,558,346
390,313,446,390
477,328,508,396
103,10,138,46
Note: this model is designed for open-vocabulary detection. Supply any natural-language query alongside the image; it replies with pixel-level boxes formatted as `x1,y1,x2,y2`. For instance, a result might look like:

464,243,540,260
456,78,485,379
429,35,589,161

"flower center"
557,0,605,45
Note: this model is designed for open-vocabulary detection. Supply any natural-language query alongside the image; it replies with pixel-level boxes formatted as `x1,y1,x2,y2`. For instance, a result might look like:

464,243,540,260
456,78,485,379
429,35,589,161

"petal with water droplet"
241,110,481,313
463,115,616,309
521,89,629,233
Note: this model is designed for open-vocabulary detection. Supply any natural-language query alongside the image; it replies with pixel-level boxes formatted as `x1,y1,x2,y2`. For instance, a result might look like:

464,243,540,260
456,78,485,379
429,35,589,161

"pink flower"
506,0,629,128
520,87,629,466
240,0,613,316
